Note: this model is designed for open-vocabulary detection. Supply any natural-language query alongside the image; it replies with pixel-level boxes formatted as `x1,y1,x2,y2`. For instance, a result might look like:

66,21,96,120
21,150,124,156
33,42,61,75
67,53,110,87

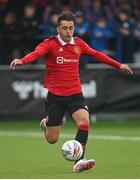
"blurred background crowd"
0,0,140,66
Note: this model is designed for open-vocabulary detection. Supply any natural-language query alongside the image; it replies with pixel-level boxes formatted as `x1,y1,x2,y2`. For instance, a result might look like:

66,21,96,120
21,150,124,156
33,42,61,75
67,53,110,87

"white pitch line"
0,131,140,142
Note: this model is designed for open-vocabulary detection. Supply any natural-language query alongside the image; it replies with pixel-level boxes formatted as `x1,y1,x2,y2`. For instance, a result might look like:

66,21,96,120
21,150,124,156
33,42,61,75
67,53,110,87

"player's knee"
77,117,89,128
47,139,58,144
45,136,58,144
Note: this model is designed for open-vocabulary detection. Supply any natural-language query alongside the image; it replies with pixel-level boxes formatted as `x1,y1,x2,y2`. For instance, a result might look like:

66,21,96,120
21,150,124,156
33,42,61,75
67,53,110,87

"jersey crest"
73,46,80,55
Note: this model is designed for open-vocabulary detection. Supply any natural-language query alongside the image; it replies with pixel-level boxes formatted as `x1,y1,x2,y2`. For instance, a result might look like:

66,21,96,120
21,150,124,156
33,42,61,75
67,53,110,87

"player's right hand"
10,59,23,70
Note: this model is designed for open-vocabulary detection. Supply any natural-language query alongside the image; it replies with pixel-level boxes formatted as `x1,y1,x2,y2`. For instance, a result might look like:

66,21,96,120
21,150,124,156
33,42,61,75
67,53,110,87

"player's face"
57,20,74,43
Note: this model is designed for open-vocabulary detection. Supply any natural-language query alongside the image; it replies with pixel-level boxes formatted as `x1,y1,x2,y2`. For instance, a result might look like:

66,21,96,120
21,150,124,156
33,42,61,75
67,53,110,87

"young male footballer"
10,11,133,173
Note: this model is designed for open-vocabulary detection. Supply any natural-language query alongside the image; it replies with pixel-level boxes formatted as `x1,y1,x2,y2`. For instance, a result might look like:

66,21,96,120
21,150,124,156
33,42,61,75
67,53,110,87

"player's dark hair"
57,10,76,26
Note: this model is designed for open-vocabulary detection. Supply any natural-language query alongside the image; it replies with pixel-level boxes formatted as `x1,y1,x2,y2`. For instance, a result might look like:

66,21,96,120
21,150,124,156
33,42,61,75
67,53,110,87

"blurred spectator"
74,11,90,42
0,11,18,38
132,0,140,20
134,20,140,41
74,10,90,68
116,1,137,25
17,4,41,62
0,0,9,26
87,0,108,25
46,0,70,13
114,10,134,63
116,1,132,13
41,6,52,24
71,0,85,13
0,11,19,64
19,4,40,39
90,17,113,55
133,20,140,63
40,12,58,38
30,0,49,20
0,0,9,5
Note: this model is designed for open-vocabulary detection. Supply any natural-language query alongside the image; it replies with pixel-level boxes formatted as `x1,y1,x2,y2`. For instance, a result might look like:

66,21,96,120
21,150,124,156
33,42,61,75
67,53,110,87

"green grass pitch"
0,118,140,178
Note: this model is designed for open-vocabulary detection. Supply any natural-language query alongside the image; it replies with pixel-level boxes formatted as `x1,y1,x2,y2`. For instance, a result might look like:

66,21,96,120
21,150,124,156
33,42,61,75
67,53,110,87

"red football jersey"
21,35,121,96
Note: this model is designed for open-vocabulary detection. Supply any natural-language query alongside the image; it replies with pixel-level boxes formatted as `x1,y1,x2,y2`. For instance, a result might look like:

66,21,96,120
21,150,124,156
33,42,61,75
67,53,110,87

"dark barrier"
0,65,139,118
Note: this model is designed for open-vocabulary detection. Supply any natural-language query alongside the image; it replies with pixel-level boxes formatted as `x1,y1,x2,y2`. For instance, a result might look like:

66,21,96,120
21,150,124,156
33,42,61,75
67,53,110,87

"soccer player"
10,11,133,173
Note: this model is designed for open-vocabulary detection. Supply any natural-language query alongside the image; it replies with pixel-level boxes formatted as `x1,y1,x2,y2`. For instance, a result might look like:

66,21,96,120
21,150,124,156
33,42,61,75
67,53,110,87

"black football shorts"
45,92,88,127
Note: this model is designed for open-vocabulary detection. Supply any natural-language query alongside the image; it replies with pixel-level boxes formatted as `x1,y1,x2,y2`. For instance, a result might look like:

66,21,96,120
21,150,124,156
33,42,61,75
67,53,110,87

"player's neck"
60,35,71,43
57,34,74,45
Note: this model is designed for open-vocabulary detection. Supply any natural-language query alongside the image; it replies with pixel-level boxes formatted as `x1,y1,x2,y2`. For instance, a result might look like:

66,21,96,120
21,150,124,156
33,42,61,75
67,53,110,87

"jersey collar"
57,34,75,46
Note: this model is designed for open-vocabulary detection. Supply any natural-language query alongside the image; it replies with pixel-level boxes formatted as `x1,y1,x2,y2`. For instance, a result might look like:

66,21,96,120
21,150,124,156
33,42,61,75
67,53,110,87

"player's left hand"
120,64,133,75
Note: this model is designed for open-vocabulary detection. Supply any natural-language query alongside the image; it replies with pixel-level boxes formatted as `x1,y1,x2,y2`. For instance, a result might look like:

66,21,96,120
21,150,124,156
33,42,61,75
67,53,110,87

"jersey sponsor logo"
56,57,79,64
56,57,64,64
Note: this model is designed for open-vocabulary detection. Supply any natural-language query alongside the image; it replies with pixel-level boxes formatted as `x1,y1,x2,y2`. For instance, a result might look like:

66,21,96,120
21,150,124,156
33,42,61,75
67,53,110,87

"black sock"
75,124,89,163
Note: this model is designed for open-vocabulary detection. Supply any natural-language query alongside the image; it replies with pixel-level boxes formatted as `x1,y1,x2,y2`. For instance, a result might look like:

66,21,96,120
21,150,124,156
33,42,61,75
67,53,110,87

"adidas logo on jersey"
59,48,63,52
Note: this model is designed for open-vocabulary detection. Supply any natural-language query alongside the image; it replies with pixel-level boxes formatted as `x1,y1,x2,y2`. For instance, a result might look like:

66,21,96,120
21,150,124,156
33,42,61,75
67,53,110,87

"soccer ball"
61,140,83,161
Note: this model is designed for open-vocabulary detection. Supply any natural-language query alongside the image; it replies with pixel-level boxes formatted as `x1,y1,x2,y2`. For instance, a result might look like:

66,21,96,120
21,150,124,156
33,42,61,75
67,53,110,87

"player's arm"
10,39,49,70
79,39,133,75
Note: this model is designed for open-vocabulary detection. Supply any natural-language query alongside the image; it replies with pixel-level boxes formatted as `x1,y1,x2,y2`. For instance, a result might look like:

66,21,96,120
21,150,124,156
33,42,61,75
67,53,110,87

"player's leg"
44,125,61,144
67,93,96,172
67,93,90,158
40,92,66,144
40,116,61,144
72,109,96,172
72,108,89,159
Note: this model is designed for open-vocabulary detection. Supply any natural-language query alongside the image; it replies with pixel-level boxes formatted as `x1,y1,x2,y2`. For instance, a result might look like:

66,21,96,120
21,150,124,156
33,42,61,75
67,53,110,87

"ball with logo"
61,140,83,161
